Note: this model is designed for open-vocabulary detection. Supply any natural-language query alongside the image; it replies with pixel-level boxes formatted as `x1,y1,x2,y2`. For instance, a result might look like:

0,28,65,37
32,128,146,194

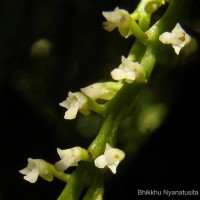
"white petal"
159,32,173,44
59,99,70,109
104,144,125,170
172,23,183,34
111,68,126,80
94,155,107,169
58,147,76,158
73,92,87,106
63,101,79,119
111,56,143,83
111,68,136,82
74,92,90,116
121,55,134,69
19,167,30,175
23,168,39,183
105,143,112,151
81,83,115,100
55,157,77,172
102,21,117,32
57,147,79,160
172,44,182,55
102,7,121,24
27,158,37,169
55,159,72,172
107,163,117,174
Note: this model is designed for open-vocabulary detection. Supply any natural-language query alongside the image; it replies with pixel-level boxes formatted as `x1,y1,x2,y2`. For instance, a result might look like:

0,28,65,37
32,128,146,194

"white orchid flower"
111,56,143,83
19,158,53,183
159,23,191,55
59,92,89,120
94,143,125,174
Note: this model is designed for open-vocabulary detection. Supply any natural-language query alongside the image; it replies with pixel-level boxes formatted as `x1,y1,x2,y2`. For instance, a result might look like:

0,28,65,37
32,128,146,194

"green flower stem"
88,81,145,158
140,45,156,80
47,162,70,183
131,0,149,20
144,0,165,15
86,82,124,116
87,0,193,188
57,163,88,200
131,0,155,31
129,40,147,62
88,0,193,159
138,14,151,31
129,19,148,45
81,147,91,161
87,112,121,158
58,162,98,200
103,81,123,91
83,170,104,200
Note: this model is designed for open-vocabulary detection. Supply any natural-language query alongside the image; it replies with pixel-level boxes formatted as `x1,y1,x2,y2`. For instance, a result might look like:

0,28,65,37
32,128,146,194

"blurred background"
0,0,200,199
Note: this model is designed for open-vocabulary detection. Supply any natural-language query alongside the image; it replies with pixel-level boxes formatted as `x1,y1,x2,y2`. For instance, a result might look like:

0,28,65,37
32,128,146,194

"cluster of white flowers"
19,5,192,185
58,9,191,122
102,7,191,55
59,55,145,120
19,144,125,183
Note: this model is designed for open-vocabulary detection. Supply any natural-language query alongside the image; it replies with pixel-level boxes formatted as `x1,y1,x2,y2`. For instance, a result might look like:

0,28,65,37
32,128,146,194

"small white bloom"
102,7,131,36
159,23,191,55
55,147,84,172
111,56,143,83
59,92,89,120
94,143,125,174
81,82,121,100
19,158,53,183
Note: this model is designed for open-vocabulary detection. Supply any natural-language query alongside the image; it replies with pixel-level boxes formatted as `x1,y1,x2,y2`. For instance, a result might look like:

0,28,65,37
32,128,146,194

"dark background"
0,0,200,199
